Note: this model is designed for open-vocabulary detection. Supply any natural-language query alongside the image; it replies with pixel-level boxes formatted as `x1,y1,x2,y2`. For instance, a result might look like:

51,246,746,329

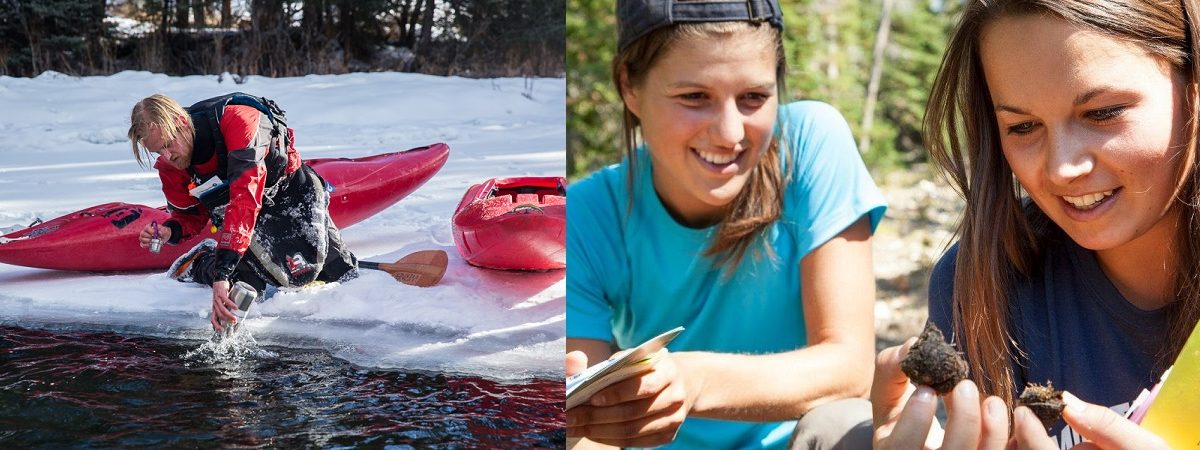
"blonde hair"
613,21,788,274
128,94,192,167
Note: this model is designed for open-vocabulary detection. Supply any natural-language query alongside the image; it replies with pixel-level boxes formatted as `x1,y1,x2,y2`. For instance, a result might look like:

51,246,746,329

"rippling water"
0,325,565,447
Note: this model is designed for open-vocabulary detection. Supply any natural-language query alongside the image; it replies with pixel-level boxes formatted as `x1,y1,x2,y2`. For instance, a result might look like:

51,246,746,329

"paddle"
359,249,448,287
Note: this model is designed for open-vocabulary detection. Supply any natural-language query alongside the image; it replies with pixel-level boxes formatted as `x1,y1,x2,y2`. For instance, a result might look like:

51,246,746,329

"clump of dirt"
900,322,968,394
1018,381,1065,430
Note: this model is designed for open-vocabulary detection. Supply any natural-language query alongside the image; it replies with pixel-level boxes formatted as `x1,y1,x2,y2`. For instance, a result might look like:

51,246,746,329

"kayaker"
127,93,358,333
565,0,886,448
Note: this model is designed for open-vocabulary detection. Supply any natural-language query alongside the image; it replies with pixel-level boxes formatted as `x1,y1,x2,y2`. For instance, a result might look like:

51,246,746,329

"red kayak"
452,176,566,270
0,143,450,271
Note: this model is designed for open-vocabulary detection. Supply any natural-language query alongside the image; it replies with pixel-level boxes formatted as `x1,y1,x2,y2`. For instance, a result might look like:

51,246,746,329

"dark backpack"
188,92,290,156
185,93,296,221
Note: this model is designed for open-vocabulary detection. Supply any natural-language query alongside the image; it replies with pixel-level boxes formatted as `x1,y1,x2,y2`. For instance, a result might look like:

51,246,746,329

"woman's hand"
566,350,692,448
1011,392,1169,450
872,338,1009,449
873,338,942,449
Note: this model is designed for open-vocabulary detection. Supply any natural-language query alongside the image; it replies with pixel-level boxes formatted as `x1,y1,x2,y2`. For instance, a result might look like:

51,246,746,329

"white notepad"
567,326,684,410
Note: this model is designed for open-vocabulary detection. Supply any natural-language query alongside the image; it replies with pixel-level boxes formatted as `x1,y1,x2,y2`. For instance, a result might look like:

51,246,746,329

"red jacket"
159,104,301,262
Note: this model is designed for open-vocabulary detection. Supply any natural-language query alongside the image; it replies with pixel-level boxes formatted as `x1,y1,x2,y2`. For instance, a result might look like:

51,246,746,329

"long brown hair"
612,21,789,272
925,0,1200,406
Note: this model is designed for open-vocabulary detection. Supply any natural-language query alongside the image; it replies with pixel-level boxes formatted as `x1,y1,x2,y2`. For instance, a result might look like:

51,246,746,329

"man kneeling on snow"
127,92,358,332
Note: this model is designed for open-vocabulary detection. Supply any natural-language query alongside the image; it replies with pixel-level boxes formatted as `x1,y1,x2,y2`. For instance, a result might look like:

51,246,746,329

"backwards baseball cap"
617,0,784,52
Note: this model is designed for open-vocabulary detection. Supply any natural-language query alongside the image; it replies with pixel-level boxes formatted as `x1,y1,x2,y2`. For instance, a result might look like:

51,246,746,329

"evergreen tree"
875,0,958,164
0,0,111,76
566,0,621,177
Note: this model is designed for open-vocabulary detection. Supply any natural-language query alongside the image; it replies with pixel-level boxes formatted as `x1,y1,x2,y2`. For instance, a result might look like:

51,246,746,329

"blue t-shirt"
930,236,1168,447
567,101,887,449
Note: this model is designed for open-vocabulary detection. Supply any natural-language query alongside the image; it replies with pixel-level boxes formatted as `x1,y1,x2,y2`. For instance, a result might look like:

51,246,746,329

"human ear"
619,66,642,118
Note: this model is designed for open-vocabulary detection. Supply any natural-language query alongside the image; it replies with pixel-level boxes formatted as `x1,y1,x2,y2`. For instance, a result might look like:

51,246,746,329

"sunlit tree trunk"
860,0,895,154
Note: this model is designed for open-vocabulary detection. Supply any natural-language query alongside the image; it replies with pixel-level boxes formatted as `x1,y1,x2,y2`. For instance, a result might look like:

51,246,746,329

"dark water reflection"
0,326,565,448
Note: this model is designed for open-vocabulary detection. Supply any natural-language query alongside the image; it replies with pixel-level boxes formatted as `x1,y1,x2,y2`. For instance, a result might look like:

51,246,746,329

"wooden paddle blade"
398,249,449,267
359,250,449,287
384,250,448,287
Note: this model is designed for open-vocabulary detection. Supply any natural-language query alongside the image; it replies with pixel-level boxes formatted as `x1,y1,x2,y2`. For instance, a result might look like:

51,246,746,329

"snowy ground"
0,71,565,380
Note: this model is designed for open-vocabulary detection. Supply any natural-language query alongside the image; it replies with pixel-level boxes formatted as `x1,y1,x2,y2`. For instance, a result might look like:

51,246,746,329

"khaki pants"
788,398,873,450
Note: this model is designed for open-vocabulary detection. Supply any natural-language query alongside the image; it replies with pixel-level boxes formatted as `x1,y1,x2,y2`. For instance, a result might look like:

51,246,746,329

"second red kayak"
452,176,566,270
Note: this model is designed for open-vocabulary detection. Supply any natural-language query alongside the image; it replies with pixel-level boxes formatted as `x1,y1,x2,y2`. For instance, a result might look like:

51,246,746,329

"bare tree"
193,0,207,28
175,0,189,29
860,0,895,154
252,0,282,32
302,0,323,32
416,0,434,54
337,0,352,63
393,0,413,45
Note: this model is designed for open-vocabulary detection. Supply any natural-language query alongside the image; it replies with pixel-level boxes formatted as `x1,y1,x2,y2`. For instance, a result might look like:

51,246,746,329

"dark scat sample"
900,322,968,394
1018,381,1065,430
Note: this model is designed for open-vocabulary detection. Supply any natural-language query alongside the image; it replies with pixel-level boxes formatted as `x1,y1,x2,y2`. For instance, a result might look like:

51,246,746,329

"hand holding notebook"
566,326,684,410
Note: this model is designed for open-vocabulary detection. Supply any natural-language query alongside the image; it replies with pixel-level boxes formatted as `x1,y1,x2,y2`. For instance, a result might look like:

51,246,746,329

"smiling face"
621,26,778,227
140,119,193,171
980,14,1189,255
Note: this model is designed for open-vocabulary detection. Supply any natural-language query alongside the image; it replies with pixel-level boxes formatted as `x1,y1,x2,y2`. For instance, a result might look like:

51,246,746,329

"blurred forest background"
566,0,966,347
567,0,958,176
0,0,565,78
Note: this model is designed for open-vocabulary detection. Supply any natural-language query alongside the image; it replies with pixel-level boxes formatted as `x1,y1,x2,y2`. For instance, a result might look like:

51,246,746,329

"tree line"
567,0,960,177
0,0,564,78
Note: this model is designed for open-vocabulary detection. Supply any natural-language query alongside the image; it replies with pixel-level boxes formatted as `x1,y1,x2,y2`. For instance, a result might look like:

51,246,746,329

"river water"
0,325,564,447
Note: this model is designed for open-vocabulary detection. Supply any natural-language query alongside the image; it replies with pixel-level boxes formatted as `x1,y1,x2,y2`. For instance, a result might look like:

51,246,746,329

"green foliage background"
566,0,961,179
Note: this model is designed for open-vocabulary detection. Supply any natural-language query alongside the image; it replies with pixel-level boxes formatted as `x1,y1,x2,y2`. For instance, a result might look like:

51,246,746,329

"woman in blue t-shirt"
566,0,886,448
872,1,1197,449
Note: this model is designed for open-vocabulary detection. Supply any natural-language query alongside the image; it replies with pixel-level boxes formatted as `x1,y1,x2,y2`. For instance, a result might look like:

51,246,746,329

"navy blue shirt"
930,237,1168,446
